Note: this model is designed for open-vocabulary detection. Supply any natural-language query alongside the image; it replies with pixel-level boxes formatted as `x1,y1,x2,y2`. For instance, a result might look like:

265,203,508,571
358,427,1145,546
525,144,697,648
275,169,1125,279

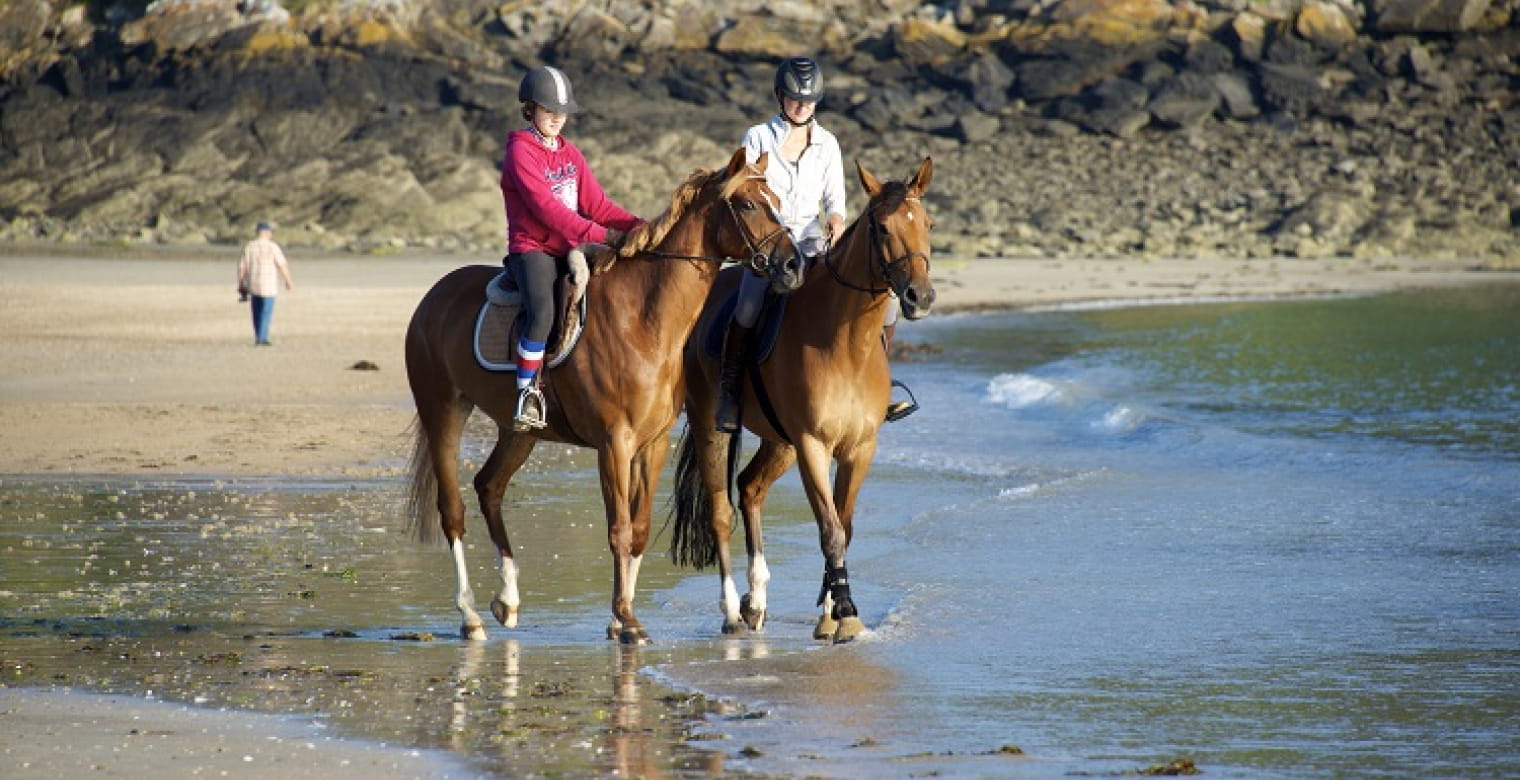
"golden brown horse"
404,149,803,643
671,157,935,643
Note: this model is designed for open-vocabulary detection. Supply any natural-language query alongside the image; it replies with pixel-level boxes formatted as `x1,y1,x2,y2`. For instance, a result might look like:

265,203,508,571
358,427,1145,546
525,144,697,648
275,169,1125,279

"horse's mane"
611,166,727,261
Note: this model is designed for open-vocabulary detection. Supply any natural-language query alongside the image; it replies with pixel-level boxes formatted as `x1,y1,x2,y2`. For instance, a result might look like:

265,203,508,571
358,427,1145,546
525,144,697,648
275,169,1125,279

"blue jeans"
250,295,275,344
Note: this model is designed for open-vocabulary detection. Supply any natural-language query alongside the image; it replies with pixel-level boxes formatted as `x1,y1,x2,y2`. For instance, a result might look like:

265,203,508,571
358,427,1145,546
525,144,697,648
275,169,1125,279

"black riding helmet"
774,57,823,104
519,65,578,114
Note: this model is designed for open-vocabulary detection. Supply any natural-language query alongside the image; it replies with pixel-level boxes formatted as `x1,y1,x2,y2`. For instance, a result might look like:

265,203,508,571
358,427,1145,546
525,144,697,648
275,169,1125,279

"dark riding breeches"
505,250,562,343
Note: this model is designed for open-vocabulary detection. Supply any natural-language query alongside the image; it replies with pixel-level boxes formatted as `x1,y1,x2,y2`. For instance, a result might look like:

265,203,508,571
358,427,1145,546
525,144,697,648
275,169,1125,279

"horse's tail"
404,415,444,546
669,426,719,569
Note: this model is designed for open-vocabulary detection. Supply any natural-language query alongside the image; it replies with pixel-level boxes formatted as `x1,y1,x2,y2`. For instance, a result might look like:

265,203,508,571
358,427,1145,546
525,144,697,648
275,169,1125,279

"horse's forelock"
872,180,911,215
719,165,755,201
617,167,718,258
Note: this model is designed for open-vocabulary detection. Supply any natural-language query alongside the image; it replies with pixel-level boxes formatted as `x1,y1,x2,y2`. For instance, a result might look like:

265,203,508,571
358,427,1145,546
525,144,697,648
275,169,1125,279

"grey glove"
604,228,626,247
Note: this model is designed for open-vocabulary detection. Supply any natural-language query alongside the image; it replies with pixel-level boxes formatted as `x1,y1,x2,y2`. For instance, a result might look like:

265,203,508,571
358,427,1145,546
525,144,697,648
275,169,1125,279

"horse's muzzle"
900,283,935,320
768,245,806,294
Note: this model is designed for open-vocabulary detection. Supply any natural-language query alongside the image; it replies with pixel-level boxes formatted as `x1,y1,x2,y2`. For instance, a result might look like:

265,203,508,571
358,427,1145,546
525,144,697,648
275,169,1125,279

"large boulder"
1296,1,1361,51
1370,0,1493,31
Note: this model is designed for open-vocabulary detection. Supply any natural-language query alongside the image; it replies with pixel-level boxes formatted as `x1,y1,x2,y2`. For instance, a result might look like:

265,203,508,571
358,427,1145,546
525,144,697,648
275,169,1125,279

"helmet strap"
777,95,814,128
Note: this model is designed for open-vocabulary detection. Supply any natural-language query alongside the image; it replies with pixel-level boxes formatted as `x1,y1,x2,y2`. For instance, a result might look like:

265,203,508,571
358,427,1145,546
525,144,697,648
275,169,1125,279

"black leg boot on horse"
715,322,752,434
883,323,918,422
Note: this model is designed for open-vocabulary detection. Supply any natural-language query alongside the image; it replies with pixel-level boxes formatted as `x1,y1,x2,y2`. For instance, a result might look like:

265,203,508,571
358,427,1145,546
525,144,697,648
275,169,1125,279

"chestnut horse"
670,158,935,643
404,149,803,644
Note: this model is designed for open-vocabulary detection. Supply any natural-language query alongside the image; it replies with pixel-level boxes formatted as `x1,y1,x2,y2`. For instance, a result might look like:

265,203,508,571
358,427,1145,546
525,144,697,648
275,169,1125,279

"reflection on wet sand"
437,639,734,778
0,480,751,779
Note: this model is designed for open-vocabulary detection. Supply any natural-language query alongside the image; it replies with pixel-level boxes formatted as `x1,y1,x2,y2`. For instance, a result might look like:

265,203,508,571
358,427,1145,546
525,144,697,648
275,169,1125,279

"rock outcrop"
0,0,1516,262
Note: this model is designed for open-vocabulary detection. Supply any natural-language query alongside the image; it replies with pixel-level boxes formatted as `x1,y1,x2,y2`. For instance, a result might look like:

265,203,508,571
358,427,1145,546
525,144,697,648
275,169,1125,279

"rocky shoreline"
1,0,1516,262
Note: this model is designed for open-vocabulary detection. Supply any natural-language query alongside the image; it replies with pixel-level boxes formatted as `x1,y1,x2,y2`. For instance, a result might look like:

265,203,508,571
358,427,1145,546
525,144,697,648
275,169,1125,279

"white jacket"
741,115,847,255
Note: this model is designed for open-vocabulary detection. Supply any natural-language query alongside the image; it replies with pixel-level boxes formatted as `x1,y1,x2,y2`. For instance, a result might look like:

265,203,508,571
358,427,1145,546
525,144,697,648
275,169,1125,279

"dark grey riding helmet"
519,65,579,114
774,57,823,104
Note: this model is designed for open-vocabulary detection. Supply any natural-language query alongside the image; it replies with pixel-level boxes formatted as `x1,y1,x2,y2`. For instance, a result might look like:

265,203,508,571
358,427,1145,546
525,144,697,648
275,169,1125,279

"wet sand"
2,245,1513,777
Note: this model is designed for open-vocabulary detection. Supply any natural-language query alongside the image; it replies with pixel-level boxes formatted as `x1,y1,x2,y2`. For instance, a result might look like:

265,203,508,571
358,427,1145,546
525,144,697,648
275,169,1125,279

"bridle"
644,174,796,278
821,197,929,298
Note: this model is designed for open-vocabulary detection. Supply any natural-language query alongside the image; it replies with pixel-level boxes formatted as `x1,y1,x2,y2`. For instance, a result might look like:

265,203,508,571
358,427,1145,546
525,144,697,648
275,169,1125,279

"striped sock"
516,338,546,389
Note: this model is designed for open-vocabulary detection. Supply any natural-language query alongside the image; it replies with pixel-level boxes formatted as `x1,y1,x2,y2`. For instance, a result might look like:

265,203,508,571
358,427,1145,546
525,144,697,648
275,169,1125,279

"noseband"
725,196,794,277
822,199,929,298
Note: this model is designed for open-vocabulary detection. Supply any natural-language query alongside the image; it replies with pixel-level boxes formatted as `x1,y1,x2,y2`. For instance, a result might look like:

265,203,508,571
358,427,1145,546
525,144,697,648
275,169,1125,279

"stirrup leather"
513,386,547,431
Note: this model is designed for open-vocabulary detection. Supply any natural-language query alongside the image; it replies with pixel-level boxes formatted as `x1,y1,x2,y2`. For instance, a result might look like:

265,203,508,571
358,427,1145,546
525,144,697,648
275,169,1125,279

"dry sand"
1,248,1507,480
0,688,484,779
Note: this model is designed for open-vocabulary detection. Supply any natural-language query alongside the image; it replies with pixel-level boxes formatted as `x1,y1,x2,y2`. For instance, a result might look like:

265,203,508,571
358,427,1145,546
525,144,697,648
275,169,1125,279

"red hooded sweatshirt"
500,128,641,256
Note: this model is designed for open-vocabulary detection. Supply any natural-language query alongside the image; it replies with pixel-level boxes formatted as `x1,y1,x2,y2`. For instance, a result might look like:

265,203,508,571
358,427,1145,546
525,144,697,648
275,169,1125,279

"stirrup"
513,386,547,431
885,379,919,423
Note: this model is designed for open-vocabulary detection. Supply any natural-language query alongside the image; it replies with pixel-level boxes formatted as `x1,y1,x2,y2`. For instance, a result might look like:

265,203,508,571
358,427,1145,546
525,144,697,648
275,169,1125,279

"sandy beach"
3,247,1515,778
1,248,1507,480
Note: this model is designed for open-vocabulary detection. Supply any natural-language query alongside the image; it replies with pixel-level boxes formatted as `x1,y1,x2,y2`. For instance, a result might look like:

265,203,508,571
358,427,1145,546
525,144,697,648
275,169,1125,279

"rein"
820,198,928,298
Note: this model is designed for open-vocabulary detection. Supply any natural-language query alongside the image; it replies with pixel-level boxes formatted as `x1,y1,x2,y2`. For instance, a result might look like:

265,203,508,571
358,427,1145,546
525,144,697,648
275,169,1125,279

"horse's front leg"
735,439,796,631
474,429,537,629
599,440,649,645
795,437,868,643
820,445,875,643
622,440,668,642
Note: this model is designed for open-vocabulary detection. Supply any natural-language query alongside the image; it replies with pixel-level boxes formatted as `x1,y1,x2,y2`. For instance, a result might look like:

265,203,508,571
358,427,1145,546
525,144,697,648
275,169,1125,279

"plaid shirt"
237,236,289,297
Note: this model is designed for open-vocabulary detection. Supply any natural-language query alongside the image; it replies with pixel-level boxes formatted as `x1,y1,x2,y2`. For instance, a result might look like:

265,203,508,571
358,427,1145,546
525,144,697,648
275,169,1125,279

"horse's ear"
856,159,883,198
727,147,751,178
908,156,933,197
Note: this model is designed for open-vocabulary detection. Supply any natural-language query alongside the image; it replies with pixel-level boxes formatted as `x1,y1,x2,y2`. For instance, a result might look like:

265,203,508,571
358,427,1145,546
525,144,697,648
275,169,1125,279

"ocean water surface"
652,282,1520,777
3,283,1516,778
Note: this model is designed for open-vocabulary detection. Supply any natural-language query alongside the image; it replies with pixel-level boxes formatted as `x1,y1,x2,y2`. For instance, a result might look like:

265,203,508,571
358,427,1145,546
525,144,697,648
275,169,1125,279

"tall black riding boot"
715,323,751,433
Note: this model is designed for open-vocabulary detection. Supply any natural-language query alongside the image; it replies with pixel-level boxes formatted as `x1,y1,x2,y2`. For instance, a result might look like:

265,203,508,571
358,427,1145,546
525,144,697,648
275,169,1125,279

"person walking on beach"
236,221,293,346
499,64,643,430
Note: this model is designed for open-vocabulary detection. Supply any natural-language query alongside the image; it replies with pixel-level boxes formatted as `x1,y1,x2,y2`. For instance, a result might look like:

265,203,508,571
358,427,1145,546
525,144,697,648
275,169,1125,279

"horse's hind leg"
418,395,486,640
688,424,747,634
735,439,796,631
474,427,538,629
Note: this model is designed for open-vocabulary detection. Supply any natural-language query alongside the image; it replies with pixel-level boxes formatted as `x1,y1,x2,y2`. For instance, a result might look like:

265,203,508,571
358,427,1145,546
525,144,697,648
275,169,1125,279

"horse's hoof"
740,595,767,631
721,619,749,636
832,616,866,644
619,626,650,645
461,623,488,641
490,597,518,628
813,614,838,641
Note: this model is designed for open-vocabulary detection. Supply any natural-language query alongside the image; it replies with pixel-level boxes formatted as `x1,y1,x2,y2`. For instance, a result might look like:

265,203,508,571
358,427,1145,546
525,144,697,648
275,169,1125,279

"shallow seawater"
4,284,1518,778
652,283,1520,778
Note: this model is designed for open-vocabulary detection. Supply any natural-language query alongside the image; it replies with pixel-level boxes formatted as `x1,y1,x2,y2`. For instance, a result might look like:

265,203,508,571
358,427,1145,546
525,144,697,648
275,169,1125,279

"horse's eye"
739,200,758,212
